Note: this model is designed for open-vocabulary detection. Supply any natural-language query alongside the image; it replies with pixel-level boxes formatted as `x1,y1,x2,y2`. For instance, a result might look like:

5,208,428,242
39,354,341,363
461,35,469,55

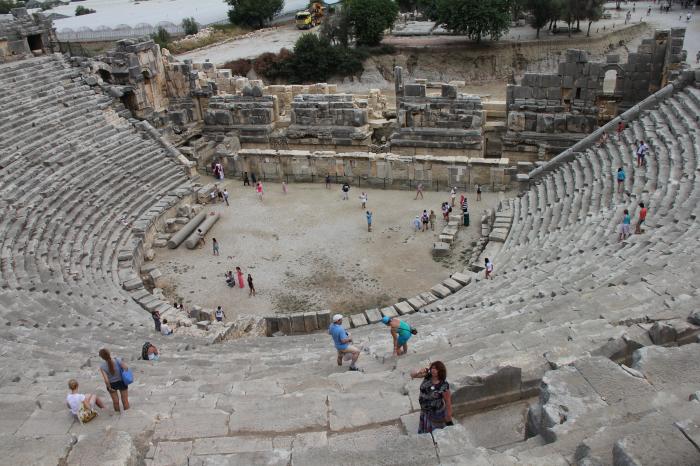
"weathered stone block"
394,301,414,316
349,313,368,328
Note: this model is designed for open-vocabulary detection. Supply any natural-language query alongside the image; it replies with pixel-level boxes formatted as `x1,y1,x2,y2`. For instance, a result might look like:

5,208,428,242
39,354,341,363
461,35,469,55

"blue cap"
382,316,391,325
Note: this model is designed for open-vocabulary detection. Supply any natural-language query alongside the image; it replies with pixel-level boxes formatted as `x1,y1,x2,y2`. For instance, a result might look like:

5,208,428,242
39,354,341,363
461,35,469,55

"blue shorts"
397,334,411,346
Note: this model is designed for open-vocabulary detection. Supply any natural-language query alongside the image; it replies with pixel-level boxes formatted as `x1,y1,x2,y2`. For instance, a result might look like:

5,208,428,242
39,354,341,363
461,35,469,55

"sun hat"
382,316,391,325
332,314,343,322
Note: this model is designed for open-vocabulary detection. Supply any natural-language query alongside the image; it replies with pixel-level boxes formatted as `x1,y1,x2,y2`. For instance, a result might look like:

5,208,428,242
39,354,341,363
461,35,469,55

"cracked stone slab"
153,410,229,440
430,284,452,298
67,429,137,466
228,394,326,433
328,392,411,431
188,451,291,466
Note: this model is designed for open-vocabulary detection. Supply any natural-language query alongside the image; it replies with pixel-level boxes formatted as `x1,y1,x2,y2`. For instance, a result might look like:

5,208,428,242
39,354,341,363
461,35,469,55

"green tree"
151,26,171,49
320,8,352,46
0,0,24,14
181,17,199,35
75,5,96,15
226,0,283,29
526,0,555,38
345,0,399,46
433,0,513,43
584,0,604,37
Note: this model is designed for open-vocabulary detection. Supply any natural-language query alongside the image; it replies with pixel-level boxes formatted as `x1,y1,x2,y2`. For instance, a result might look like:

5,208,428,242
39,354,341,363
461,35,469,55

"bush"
181,17,199,36
75,5,96,16
226,0,283,29
222,58,253,76
150,26,171,49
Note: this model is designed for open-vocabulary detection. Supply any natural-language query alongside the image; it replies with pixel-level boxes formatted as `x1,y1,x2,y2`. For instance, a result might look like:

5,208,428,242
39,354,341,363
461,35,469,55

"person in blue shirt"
617,167,626,193
328,314,361,371
619,208,631,241
366,211,373,232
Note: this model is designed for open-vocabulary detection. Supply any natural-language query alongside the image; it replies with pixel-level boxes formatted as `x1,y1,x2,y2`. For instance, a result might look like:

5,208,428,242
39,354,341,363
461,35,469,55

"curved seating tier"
0,54,192,296
0,57,699,465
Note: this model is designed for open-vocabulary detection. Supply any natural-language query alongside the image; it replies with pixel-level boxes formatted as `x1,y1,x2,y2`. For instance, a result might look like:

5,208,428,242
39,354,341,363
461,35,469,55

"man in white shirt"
215,306,225,322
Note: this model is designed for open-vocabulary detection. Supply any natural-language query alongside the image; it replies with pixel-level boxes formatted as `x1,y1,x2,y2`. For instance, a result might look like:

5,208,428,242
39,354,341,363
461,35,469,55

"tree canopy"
430,0,513,43
345,0,399,46
226,0,283,29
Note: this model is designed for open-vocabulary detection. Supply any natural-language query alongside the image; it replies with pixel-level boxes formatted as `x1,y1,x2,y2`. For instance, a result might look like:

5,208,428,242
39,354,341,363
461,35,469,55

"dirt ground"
153,179,507,319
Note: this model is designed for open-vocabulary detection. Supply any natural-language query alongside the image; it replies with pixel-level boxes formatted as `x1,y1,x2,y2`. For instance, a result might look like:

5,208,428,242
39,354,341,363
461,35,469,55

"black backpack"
141,342,151,360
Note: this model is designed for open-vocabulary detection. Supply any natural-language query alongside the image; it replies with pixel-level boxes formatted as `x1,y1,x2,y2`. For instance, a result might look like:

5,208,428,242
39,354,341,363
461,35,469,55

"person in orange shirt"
635,202,647,234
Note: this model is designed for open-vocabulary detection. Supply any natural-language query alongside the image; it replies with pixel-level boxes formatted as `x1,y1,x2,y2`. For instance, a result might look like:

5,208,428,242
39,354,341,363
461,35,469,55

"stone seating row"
0,55,192,295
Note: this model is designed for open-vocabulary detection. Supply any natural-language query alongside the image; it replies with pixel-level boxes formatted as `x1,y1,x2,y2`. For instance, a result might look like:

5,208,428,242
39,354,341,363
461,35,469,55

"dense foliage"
222,33,369,84
75,5,96,15
344,0,399,46
181,17,199,36
429,0,513,43
226,0,284,29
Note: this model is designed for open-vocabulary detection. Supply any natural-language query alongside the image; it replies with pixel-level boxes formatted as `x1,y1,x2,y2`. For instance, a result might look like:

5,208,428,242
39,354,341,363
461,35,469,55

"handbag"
78,405,97,424
118,358,134,386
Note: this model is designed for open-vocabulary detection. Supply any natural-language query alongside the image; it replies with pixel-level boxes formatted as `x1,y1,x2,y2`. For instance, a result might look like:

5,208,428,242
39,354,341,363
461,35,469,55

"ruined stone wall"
390,66,484,158
285,94,372,149
232,149,511,190
0,9,52,64
203,85,279,144
503,28,687,163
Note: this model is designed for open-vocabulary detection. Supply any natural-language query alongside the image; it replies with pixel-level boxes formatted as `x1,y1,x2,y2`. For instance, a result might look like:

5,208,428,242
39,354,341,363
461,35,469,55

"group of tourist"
65,348,133,424
328,314,451,433
224,267,256,297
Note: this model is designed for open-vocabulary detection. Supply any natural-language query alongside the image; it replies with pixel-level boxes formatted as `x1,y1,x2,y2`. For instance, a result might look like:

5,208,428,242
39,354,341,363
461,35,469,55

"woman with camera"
411,361,453,434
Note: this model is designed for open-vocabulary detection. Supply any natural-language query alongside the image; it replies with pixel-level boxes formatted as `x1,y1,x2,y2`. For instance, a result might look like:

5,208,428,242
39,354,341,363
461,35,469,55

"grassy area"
166,23,252,54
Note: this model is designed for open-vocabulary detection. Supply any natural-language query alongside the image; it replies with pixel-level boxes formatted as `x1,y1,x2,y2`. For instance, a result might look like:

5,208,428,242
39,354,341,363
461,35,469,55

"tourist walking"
256,182,264,201
282,181,288,194
359,192,368,209
66,379,105,423
243,172,250,186
635,202,647,234
415,183,424,200
382,316,416,356
325,174,331,189
251,173,257,185
151,310,161,333
636,140,648,167
413,215,422,232
429,210,436,231
212,238,220,256
421,210,429,232
341,182,350,200
617,167,626,193
366,210,373,232
476,184,482,201
617,120,625,138
485,258,494,279
696,51,700,64
236,266,245,289
450,187,457,207
215,306,225,322
223,189,230,206
328,314,361,371
619,209,631,241
98,348,130,413
410,361,453,434
248,274,256,296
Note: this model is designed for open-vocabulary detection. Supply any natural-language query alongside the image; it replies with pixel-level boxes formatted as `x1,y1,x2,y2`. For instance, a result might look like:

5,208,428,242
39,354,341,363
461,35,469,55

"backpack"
141,342,151,360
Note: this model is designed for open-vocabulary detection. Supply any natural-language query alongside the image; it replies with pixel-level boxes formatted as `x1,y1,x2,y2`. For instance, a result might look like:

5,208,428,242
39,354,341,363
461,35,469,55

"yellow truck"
295,2,325,29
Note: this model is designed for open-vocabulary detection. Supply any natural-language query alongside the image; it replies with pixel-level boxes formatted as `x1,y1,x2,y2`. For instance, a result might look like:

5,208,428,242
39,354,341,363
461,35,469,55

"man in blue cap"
382,316,416,356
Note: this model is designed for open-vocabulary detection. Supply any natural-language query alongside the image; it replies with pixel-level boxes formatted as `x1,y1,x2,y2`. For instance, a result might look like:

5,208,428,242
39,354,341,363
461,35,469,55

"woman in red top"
635,202,647,234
